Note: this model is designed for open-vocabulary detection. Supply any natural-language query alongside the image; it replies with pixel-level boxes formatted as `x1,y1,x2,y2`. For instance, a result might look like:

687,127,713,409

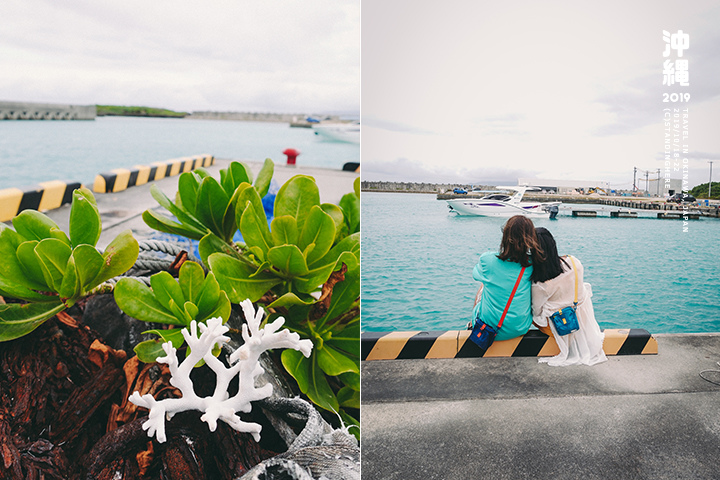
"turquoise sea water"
361,192,720,334
0,116,358,190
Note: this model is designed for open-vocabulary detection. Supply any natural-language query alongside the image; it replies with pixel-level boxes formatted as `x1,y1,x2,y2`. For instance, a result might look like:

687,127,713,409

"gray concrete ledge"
361,334,720,479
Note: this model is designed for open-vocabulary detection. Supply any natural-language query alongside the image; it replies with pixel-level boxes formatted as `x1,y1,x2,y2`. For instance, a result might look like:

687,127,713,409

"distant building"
517,178,612,195
517,177,682,197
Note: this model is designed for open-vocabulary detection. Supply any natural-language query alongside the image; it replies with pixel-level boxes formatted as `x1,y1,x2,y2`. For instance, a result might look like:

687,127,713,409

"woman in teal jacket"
471,215,541,341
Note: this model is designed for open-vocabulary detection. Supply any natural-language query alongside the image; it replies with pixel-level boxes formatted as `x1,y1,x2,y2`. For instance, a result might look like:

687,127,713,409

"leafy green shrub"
114,261,231,362
0,187,139,341
142,159,273,248
208,174,360,425
136,160,360,430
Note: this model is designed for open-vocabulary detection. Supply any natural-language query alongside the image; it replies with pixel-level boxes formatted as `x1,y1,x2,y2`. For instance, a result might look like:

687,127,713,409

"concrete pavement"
361,333,720,479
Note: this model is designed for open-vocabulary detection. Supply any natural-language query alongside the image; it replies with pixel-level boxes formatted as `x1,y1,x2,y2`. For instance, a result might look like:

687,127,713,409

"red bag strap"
498,266,526,329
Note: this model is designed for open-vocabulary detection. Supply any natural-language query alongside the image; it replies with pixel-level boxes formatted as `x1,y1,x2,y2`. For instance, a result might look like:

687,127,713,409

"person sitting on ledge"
530,227,607,366
471,215,539,341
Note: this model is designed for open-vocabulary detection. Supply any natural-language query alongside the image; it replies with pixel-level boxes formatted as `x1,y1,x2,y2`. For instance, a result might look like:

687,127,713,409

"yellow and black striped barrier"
93,154,214,193
0,180,83,222
361,329,658,361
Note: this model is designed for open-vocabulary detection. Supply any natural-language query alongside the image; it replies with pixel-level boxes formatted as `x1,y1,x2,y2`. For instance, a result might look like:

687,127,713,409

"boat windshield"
481,194,512,201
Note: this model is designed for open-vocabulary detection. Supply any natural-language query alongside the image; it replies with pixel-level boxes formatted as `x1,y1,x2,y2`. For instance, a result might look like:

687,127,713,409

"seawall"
0,100,96,120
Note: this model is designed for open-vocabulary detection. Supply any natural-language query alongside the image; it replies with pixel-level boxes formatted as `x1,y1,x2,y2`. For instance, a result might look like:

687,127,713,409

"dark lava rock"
83,294,157,354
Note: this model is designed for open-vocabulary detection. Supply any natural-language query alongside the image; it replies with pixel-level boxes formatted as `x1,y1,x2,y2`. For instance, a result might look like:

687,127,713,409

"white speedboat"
313,121,360,144
446,186,561,218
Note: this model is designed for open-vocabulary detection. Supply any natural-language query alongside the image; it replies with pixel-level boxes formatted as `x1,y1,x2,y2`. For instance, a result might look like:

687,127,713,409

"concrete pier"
0,100,96,120
362,333,720,480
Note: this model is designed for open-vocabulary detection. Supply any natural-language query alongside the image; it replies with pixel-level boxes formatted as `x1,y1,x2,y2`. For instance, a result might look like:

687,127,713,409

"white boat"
446,186,561,218
313,121,360,144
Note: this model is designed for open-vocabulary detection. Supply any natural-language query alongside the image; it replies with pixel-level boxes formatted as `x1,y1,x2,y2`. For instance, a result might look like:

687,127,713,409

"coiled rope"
101,239,203,289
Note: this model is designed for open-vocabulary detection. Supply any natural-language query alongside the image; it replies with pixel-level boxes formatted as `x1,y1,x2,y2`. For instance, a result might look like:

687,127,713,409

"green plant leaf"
134,328,186,363
195,272,221,318
202,290,231,323
114,278,183,325
92,230,139,286
177,171,201,217
318,232,360,266
150,272,185,311
184,301,199,321
59,254,81,302
320,203,345,242
221,161,252,196
339,371,360,390
327,321,360,358
317,343,359,376
0,301,65,342
239,202,273,256
274,175,320,233
179,261,204,305
198,232,238,267
339,192,360,234
0,229,48,291
0,275,56,303
281,349,339,413
293,262,335,294
254,158,274,198
72,245,104,292
150,184,208,234
270,215,299,247
299,206,336,266
12,210,60,242
196,176,230,238
315,255,359,331
267,292,318,308
49,228,71,247
142,209,206,241
208,253,282,303
166,298,191,324
34,238,72,292
267,245,309,277
16,241,49,289
337,386,360,409
353,176,359,197
69,187,101,247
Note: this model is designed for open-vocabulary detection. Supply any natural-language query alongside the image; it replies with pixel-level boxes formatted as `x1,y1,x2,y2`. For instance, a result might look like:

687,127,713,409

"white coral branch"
129,301,313,443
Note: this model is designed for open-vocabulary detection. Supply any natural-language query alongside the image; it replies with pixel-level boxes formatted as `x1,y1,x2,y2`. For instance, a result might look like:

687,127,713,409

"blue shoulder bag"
549,256,580,336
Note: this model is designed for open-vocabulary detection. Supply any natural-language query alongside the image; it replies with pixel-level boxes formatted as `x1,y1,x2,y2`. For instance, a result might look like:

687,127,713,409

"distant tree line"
689,182,720,200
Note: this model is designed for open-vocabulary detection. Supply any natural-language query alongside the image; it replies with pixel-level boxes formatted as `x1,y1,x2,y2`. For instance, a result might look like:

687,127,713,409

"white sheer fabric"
532,256,607,367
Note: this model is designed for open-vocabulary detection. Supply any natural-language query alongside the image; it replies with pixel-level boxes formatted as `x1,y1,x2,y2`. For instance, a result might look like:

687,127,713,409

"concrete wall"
0,101,96,120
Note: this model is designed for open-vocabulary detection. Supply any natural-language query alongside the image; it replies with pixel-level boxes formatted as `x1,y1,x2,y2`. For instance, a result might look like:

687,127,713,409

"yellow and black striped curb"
0,180,83,222
93,154,214,193
361,328,658,361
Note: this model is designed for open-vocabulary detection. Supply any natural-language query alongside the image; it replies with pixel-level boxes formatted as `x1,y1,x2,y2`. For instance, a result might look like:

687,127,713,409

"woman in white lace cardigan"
530,227,607,366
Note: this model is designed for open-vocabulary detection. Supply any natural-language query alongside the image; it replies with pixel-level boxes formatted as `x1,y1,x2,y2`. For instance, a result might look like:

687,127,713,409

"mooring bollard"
283,148,300,166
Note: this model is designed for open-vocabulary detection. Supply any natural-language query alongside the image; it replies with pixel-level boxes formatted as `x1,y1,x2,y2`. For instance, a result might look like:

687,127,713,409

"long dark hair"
497,215,542,268
531,227,569,283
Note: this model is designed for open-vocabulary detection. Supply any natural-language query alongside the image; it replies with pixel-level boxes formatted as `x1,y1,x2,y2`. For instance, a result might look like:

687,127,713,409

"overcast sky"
362,0,720,190
0,0,359,114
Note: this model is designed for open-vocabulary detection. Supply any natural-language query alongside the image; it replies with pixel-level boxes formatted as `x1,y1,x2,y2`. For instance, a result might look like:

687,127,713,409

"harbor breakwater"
0,101,96,120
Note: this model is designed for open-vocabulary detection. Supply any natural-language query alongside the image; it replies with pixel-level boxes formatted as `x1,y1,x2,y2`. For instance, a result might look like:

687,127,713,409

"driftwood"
0,304,280,480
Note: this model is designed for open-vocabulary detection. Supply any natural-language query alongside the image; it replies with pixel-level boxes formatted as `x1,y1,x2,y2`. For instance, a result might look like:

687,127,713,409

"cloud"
0,0,360,113
593,29,720,136
362,156,535,185
362,116,436,134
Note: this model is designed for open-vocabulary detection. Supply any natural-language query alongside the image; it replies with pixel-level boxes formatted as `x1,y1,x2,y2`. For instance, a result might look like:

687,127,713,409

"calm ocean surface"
361,192,720,334
0,116,359,190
